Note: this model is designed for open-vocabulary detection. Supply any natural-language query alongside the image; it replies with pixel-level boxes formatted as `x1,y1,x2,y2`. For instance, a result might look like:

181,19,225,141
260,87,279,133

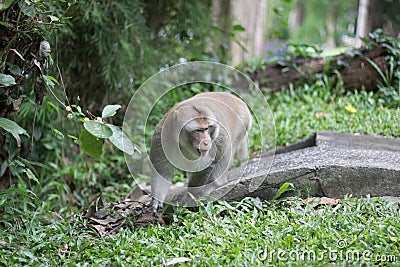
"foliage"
0,0,216,183
240,29,400,112
76,105,136,158
0,0,60,117
0,118,29,147
0,0,66,183
363,29,400,107
272,182,294,200
1,44,135,183
50,0,216,109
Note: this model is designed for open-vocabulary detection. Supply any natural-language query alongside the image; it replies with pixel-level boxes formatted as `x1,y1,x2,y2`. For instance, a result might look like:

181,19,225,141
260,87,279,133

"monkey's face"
179,117,219,159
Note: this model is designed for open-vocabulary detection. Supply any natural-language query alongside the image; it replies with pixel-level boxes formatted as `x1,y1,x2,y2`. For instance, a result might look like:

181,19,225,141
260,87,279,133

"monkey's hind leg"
236,136,249,161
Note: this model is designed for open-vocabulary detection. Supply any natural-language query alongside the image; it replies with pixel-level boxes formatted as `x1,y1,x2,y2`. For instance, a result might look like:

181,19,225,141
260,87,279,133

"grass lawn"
1,82,399,266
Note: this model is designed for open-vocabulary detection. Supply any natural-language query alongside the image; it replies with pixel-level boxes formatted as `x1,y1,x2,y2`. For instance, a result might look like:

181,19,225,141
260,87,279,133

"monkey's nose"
198,138,212,155
200,139,211,148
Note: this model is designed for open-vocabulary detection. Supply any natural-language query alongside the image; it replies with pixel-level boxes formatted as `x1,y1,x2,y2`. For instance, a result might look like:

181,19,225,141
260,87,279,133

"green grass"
1,197,399,266
1,81,399,266
265,78,399,147
245,76,399,153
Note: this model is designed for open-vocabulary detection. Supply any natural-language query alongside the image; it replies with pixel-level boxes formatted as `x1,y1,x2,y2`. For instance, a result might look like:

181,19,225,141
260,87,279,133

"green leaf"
272,182,294,200
106,124,136,155
101,105,121,118
365,57,389,86
46,101,60,113
84,121,113,138
7,63,22,76
42,75,55,88
53,128,64,138
19,1,36,17
0,118,29,147
68,135,78,140
232,24,245,32
43,75,60,86
0,21,13,27
0,0,15,11
0,73,16,86
49,15,59,22
79,129,104,158
23,168,40,184
1,161,8,177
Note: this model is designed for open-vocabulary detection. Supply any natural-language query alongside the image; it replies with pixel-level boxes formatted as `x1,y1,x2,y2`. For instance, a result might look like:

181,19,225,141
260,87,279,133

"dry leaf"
306,197,339,206
318,197,339,205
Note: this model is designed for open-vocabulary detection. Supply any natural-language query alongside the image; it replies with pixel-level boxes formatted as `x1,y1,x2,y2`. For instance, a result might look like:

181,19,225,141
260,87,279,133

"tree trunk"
230,0,267,65
325,3,336,49
356,0,400,46
355,0,370,47
288,0,305,35
245,45,389,92
253,0,266,59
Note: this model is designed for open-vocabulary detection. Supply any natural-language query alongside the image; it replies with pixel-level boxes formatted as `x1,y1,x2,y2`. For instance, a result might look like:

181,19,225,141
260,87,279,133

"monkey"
150,92,252,216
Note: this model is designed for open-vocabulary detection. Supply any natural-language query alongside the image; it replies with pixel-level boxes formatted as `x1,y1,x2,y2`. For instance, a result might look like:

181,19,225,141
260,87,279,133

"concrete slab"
216,131,400,201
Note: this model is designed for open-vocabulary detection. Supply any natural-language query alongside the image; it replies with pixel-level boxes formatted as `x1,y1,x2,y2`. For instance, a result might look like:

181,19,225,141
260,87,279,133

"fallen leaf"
306,197,339,206
135,213,164,227
318,197,339,205
128,185,145,199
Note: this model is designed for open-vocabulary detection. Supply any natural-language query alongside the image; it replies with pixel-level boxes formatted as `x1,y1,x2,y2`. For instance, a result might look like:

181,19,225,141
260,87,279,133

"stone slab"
216,131,400,201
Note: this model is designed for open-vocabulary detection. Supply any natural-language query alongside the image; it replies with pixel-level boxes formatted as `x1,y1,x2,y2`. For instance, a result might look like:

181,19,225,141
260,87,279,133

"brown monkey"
150,92,252,215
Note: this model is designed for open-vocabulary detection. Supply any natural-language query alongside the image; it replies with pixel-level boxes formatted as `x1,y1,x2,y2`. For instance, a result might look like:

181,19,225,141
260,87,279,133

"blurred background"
38,0,400,109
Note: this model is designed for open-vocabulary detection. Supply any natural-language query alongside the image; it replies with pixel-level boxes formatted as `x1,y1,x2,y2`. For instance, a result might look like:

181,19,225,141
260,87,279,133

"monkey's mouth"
197,149,208,156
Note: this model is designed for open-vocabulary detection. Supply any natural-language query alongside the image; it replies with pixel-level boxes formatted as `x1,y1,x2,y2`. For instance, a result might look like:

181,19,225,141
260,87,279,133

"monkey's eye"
195,128,208,132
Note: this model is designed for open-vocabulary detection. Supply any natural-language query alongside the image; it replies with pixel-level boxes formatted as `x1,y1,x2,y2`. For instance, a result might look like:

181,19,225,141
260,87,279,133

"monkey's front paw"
151,199,164,218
